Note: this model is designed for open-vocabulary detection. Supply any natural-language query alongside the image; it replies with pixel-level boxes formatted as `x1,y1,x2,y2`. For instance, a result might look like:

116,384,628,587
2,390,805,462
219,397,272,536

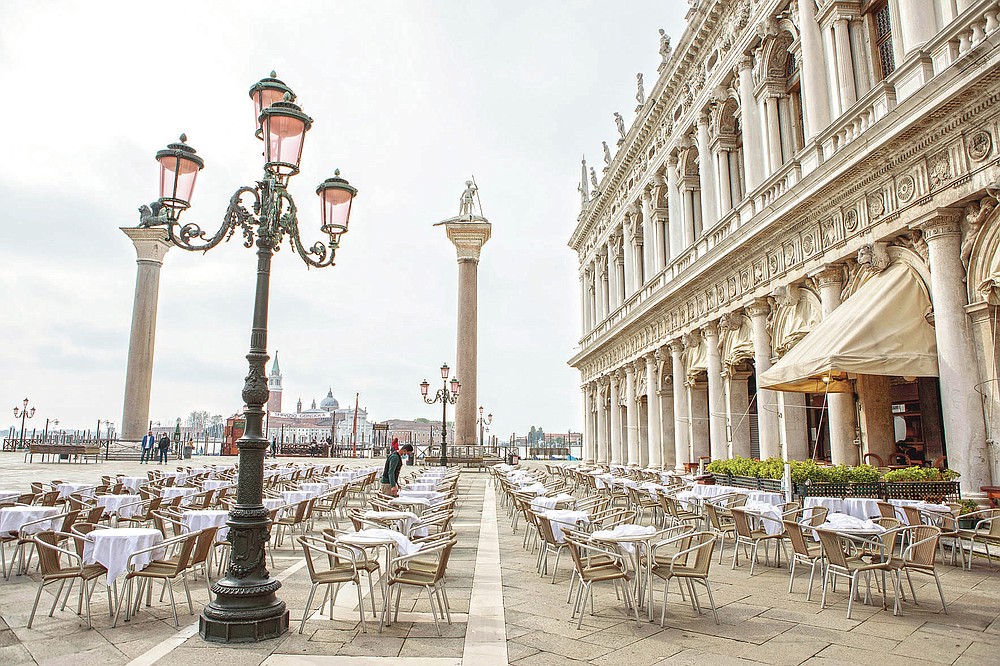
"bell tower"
266,352,283,413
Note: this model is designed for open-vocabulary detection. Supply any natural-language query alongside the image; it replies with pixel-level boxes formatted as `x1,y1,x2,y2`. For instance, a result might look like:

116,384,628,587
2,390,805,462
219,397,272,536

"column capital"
666,152,679,167
703,320,720,338
746,298,771,318
121,227,173,264
647,350,660,364
624,362,636,377
737,53,754,72
912,208,964,241
640,189,652,204
442,221,492,262
697,112,710,127
812,264,846,288
669,338,684,354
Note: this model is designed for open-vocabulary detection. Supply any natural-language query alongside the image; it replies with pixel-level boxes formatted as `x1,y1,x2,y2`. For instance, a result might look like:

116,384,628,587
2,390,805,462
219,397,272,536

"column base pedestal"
199,596,289,643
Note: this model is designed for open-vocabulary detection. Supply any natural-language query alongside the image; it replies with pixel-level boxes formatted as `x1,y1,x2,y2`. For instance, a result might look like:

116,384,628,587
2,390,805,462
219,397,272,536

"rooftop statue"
636,73,645,105
658,29,672,63
614,112,626,139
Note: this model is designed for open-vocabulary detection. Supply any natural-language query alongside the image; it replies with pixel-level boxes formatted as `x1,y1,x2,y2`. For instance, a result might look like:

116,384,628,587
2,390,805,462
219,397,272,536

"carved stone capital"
703,320,720,338
669,338,684,354
813,264,845,288
746,298,771,319
913,208,964,241
443,221,492,263
122,227,173,265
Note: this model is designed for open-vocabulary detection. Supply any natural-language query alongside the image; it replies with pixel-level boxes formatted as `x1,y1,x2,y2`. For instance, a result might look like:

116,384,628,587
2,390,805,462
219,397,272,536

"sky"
0,0,688,440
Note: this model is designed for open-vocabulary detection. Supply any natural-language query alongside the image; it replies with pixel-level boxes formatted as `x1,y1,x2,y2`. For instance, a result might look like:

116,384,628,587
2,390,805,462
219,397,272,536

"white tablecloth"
362,510,424,537
0,507,59,535
543,509,590,542
119,477,148,494
96,494,142,519
182,509,230,541
398,490,446,501
531,494,576,510
201,479,234,492
816,513,885,538
298,483,330,498
591,524,657,555
804,497,881,521
262,498,288,520
888,499,953,524
281,491,313,505
0,490,22,504
83,527,164,581
160,487,199,505
162,471,189,486
337,528,420,556
743,501,784,535
325,474,354,487
405,483,438,492
58,483,96,499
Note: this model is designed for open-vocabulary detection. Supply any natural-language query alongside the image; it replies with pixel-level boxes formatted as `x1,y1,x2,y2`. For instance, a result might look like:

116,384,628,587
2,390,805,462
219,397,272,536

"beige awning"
758,262,939,393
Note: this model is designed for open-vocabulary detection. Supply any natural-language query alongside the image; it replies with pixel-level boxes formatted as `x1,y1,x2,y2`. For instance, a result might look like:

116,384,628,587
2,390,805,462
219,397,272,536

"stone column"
689,380,711,460
596,380,609,465
641,189,656,280
442,220,492,447
583,384,595,464
833,18,857,113
918,211,990,496
609,371,623,465
717,147,733,216
681,186,696,246
737,56,766,190
763,95,783,172
653,173,670,268
120,227,173,442
748,299,781,459
608,235,622,310
599,253,610,321
780,392,810,461
645,351,662,469
659,382,676,470
579,269,589,333
696,114,719,228
967,302,1000,483
726,370,753,458
704,322,727,460
857,374,896,463
670,340,690,471
898,0,937,58
624,212,637,298
625,362,639,466
798,0,831,141
666,155,683,256
816,266,860,465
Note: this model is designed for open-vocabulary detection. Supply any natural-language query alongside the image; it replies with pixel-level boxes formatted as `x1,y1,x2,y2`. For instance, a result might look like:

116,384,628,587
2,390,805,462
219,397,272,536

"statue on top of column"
658,29,672,64
614,112,626,139
459,180,478,216
636,73,645,105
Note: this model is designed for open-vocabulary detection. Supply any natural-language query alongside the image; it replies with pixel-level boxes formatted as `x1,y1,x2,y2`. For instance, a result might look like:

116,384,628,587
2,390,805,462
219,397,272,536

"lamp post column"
442,217,492,449
120,227,173,443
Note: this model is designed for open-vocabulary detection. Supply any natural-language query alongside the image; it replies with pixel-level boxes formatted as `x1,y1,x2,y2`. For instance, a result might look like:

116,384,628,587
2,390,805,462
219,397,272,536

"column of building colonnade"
815,265,860,465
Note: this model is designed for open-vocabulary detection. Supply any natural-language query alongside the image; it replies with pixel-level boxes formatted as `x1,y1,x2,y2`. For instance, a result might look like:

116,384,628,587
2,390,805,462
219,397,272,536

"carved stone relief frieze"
967,129,993,163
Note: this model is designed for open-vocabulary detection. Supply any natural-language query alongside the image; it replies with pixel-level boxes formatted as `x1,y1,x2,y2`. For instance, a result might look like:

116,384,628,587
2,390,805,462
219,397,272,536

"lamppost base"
199,597,289,643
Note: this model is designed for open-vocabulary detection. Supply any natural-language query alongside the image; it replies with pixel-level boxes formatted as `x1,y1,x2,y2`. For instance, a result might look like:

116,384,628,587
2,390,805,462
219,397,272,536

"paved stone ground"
0,457,997,665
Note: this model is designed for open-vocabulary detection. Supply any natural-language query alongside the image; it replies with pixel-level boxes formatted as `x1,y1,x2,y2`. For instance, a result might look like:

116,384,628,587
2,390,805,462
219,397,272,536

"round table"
83,527,164,582
160,487,199,505
590,524,663,621
281,491,313,505
0,506,60,535
182,509,230,542
0,490,22,504
362,510,424,537
298,483,330,498
58,483,96,499
118,477,148,494
95,494,142,520
263,498,288,520
201,479,234,492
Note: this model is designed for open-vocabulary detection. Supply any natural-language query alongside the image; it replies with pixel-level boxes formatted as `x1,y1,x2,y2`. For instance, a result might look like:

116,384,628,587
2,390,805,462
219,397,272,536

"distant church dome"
320,388,339,411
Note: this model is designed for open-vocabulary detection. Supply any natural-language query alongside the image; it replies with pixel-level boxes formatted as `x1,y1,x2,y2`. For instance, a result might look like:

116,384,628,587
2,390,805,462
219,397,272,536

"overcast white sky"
0,0,688,439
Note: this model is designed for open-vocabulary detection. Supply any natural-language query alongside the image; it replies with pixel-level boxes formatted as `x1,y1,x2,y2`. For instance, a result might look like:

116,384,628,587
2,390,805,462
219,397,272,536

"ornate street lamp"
138,72,358,643
13,398,35,449
420,363,460,466
477,405,493,448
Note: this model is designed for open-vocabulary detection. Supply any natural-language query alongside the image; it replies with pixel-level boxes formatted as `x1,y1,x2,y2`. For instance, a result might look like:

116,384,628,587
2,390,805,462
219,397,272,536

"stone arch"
967,203,1000,304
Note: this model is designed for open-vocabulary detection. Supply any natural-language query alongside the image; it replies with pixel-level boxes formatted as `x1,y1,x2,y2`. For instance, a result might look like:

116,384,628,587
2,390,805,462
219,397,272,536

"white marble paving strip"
461,482,507,666
264,657,462,666
126,557,310,666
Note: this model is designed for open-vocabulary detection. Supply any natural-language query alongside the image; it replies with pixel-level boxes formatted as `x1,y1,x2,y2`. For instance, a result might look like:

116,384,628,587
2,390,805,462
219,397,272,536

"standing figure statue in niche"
614,112,626,139
636,73,645,105
459,179,478,216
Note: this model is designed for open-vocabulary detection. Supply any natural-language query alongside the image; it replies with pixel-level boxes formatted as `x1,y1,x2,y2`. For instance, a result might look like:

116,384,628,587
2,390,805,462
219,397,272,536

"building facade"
569,0,1000,496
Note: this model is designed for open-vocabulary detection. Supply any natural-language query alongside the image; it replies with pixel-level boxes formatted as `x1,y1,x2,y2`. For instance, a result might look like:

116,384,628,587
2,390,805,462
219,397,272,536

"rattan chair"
297,534,370,633
650,530,720,626
564,535,640,630
28,530,108,629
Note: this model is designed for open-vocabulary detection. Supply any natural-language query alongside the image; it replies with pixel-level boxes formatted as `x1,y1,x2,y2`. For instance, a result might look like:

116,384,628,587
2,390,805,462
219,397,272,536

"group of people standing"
140,430,171,464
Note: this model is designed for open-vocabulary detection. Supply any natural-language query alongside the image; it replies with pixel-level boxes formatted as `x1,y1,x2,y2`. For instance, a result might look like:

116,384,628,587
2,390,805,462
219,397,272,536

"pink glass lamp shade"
249,71,295,139
156,134,205,214
316,170,358,238
450,378,461,396
259,94,312,179
440,364,450,380
420,380,430,397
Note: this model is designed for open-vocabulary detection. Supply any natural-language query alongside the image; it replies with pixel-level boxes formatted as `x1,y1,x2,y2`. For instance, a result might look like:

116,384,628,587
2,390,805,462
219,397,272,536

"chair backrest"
34,531,71,576
57,509,81,534
166,531,200,574
730,508,753,538
804,506,829,527
31,482,44,494
902,525,941,567
704,502,726,530
876,501,896,519
901,505,925,526
783,520,813,557
40,491,60,507
189,527,219,567
683,531,718,576
864,453,885,468
876,517,902,531
816,529,850,569
85,506,105,524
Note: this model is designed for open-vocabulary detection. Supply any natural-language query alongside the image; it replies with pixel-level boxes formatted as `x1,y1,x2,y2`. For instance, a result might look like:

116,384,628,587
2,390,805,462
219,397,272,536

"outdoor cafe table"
325,473,354,487
281,490,313,505
362,510,424,537
161,471,189,486
263,498,288,520
0,506,59,535
119,476,148,494
531,494,576,511
57,483,96,499
83,527,164,582
404,483,438,492
335,528,421,623
160,487,199,505
182,509,231,542
201,479,234,492
542,509,590,543
804,497,881,521
298,483,330,498
888,499,953,524
0,491,22,504
398,490,446,502
590,524,661,621
95,494,142,520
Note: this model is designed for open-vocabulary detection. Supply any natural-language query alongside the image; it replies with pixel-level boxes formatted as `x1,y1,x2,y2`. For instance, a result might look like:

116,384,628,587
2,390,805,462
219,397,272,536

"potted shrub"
958,499,981,530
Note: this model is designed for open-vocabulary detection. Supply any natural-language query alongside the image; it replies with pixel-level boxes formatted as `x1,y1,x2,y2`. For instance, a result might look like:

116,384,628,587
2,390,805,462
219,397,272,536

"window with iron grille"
874,1,895,78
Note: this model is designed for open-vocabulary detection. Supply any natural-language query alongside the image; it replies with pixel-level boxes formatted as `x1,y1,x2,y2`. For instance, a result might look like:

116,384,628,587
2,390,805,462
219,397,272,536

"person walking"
380,443,412,497
270,436,278,459
157,432,170,464
140,430,155,464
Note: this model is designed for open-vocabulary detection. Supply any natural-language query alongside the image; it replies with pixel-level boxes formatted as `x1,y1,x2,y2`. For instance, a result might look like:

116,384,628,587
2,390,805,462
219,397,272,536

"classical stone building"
569,0,1000,497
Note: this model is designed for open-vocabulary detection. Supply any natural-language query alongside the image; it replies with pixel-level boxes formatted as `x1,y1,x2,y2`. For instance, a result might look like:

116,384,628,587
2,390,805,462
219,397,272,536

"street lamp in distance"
420,363,460,466
477,406,493,449
13,398,35,449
